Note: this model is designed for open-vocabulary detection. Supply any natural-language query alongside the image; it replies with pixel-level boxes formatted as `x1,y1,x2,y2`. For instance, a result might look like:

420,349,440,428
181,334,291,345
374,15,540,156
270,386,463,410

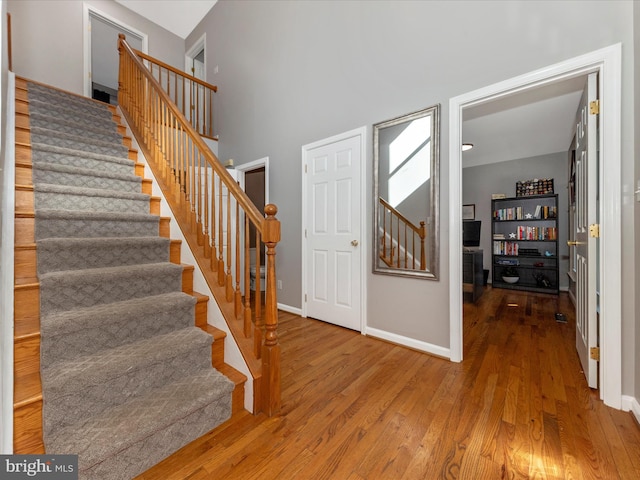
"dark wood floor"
138,287,640,479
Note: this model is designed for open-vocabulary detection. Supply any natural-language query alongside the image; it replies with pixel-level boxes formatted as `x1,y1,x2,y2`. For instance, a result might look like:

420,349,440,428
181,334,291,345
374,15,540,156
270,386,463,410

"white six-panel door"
573,72,599,389
303,129,364,331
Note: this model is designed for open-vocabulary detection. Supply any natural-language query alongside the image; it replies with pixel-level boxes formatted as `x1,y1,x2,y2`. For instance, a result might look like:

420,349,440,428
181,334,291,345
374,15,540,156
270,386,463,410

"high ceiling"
114,0,217,39
114,1,585,167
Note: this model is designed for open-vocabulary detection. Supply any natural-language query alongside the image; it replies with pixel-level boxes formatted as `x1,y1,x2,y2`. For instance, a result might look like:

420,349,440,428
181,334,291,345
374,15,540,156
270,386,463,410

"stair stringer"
119,112,254,413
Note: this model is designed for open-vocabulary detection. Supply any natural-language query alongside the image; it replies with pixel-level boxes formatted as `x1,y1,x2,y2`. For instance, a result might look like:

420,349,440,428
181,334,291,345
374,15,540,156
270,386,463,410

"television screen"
463,220,481,247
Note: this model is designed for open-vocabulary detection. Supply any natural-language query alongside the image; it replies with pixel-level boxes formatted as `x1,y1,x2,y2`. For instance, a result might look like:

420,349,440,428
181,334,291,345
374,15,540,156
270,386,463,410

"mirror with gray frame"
373,104,440,279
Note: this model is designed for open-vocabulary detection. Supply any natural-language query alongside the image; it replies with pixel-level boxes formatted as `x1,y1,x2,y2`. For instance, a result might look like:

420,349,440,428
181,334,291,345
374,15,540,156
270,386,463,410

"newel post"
261,204,281,415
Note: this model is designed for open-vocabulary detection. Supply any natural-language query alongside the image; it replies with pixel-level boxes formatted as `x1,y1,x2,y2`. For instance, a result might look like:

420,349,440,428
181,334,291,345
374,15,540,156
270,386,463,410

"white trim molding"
621,395,640,424
449,44,622,409
185,32,206,78
364,327,450,359
83,3,149,98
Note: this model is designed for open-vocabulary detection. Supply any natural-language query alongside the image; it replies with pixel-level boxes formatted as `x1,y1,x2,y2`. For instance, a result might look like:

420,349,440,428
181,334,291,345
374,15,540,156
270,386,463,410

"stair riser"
29,119,123,143
17,216,169,244
16,163,32,185
32,167,142,194
13,400,44,454
34,191,150,215
28,101,117,128
43,341,212,434
28,90,117,119
15,186,33,211
39,266,184,314
31,148,135,176
14,284,39,324
15,247,36,281
37,240,171,274
30,131,129,158
35,217,159,241
14,336,39,377
41,297,196,365
15,216,34,244
79,392,231,480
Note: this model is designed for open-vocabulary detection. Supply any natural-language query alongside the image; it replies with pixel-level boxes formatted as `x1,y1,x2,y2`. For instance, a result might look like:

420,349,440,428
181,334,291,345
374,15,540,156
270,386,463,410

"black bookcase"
491,194,559,294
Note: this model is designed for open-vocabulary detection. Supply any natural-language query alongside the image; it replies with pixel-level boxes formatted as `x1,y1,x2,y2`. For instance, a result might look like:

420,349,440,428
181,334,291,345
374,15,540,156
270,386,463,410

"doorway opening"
186,33,206,81
450,44,622,409
83,5,147,102
236,158,269,298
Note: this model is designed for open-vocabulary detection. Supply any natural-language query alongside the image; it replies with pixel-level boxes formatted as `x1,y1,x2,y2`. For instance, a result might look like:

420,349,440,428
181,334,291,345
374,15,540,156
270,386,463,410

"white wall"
462,152,568,287
187,0,636,387
0,0,14,453
7,0,184,95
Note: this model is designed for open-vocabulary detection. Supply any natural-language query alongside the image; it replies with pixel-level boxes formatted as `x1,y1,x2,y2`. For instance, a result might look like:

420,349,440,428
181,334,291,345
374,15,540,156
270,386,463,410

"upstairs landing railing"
118,35,281,416
134,48,217,139
378,197,426,270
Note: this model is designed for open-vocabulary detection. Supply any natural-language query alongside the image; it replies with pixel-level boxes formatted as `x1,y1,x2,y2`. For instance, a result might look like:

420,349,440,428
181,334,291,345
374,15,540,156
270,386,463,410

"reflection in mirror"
373,105,440,279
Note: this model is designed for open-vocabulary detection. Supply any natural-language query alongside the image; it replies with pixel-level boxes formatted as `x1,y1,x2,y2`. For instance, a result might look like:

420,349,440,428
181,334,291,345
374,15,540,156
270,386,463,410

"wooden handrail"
132,47,218,139
378,197,426,270
118,35,281,415
133,48,218,92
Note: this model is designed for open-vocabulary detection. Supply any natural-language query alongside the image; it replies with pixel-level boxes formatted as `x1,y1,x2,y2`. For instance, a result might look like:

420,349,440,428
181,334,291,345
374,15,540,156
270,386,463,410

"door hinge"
589,224,600,238
305,294,307,302
589,100,600,115
304,164,307,173
590,347,600,361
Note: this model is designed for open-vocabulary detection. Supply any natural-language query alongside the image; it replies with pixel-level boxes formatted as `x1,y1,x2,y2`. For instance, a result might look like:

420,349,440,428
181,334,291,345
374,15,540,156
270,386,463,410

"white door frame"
185,33,206,79
301,126,368,332
83,4,148,98
449,44,622,409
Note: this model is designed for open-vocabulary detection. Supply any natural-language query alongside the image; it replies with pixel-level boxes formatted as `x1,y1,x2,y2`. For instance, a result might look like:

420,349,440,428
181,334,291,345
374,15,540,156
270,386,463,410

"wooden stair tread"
216,363,247,387
14,371,42,409
14,314,39,341
199,324,226,343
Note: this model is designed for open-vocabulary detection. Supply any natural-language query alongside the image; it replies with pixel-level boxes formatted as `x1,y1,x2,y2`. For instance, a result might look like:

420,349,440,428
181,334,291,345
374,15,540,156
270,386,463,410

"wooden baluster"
396,215,400,268
210,170,218,271
243,216,252,337
419,221,426,270
197,151,204,246
234,199,242,317
203,155,211,258
254,230,262,359
209,90,213,137
403,223,408,268
218,177,225,285
225,184,233,301
196,84,201,135
261,204,281,415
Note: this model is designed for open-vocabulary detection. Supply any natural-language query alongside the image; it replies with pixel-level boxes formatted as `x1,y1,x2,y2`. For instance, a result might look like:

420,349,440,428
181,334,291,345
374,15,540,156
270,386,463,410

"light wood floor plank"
137,288,640,479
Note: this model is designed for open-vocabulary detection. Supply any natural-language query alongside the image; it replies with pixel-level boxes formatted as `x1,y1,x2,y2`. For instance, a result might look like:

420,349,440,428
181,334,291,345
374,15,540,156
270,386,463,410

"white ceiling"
113,1,585,167
462,75,586,168
114,0,217,39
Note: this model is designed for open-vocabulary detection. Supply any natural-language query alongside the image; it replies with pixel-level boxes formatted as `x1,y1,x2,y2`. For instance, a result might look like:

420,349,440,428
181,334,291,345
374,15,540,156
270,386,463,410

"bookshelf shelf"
491,194,559,294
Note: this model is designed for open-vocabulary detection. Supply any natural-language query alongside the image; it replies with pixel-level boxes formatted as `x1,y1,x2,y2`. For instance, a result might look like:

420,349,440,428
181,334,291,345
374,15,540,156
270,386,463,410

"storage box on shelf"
491,194,559,294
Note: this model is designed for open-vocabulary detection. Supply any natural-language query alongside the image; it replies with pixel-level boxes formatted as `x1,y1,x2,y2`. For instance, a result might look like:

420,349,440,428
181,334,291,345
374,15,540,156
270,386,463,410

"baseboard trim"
364,327,450,359
622,395,640,423
278,303,302,316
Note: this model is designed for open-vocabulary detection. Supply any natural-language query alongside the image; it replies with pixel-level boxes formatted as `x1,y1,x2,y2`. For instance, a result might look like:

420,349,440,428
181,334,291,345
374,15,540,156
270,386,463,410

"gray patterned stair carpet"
27,82,234,480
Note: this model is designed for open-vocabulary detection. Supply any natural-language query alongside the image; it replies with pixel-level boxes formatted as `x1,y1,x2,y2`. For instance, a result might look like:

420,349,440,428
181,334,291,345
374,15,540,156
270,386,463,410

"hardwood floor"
137,287,640,479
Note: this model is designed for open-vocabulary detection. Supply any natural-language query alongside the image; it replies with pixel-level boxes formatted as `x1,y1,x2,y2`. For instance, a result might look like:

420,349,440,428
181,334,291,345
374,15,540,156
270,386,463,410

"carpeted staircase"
26,82,234,479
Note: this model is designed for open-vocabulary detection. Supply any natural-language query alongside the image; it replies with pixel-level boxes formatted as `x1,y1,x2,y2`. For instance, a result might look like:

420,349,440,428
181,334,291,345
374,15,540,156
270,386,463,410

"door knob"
351,240,359,247
567,240,582,246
